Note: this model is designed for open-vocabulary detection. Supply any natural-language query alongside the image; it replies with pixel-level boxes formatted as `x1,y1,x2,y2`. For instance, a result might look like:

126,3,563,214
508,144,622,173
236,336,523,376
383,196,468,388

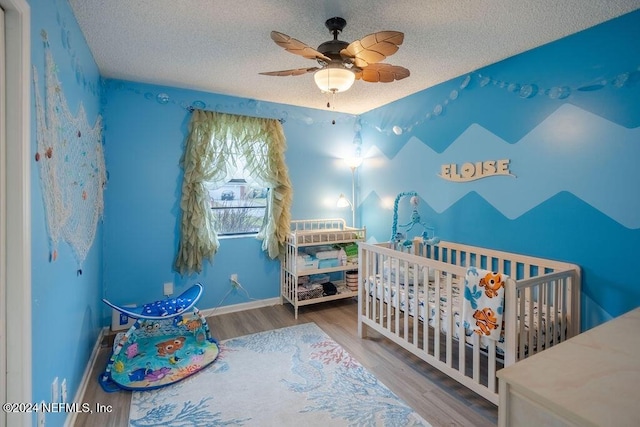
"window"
175,110,292,275
208,178,268,236
205,152,269,236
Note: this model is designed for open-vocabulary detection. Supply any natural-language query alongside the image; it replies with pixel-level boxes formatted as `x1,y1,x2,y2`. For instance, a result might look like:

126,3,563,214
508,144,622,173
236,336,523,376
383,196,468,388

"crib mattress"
366,276,563,356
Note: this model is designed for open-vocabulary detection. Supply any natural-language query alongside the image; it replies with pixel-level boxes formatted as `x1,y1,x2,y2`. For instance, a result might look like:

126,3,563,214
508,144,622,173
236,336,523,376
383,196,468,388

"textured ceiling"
69,0,640,115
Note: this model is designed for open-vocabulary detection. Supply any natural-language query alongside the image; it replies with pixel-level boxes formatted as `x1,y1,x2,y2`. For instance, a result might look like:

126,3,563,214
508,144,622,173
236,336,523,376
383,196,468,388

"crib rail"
358,240,581,406
415,239,581,337
507,270,579,363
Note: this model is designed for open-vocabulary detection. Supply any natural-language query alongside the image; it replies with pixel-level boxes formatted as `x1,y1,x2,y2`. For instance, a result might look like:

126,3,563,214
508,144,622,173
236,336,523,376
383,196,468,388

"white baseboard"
65,326,109,427
199,297,281,318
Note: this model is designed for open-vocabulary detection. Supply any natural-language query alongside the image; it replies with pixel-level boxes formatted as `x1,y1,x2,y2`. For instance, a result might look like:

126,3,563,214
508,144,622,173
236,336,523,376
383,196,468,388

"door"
0,1,30,426
0,5,7,419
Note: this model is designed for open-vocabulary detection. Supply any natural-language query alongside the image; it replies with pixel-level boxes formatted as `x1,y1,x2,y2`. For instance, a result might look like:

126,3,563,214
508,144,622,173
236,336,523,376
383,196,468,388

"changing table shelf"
281,219,365,318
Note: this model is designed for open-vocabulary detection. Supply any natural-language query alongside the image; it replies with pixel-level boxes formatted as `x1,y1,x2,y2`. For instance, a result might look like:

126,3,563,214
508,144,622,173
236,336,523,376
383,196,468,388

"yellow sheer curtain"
175,109,293,275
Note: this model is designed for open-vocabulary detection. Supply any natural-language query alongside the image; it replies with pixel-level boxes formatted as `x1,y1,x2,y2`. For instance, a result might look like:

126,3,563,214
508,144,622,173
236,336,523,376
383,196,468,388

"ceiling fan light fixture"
314,66,355,93
262,17,408,98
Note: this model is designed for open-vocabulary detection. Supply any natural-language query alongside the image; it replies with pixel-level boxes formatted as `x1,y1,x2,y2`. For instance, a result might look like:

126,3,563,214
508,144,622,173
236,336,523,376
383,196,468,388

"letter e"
497,159,510,174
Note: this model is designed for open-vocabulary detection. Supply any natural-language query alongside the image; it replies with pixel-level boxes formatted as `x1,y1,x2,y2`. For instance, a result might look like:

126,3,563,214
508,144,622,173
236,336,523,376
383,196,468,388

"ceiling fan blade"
341,31,404,68
355,63,410,83
270,31,332,62
259,67,321,77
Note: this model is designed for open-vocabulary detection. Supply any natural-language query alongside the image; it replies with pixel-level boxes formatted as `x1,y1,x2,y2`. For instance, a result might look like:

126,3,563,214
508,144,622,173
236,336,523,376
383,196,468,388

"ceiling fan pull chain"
329,91,337,124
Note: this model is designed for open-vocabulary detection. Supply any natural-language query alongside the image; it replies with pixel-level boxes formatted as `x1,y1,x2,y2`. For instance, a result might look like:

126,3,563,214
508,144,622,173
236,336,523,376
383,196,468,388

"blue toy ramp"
99,283,220,392
102,283,203,320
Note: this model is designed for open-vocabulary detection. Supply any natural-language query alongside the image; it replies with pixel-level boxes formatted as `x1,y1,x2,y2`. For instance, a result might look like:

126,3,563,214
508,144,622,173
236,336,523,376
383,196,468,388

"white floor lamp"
337,157,362,227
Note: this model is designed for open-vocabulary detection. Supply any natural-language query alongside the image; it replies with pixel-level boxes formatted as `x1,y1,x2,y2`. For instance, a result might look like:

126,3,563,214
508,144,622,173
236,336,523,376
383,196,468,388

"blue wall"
359,10,640,331
29,0,103,425
100,81,357,318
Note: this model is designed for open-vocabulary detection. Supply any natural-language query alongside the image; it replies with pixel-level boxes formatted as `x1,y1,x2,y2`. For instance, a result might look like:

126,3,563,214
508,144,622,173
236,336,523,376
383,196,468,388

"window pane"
209,181,268,236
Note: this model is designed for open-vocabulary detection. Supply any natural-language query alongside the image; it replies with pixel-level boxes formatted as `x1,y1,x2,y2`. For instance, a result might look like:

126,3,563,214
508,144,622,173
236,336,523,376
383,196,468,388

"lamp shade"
314,67,356,93
336,193,353,208
344,156,363,170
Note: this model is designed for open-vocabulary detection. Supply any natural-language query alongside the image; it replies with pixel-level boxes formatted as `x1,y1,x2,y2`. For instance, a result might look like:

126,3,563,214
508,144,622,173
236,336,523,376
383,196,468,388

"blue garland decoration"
101,62,639,135
361,66,640,136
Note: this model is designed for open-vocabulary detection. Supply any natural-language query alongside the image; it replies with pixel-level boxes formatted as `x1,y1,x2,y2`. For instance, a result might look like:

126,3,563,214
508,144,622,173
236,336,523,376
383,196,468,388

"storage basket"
298,287,323,301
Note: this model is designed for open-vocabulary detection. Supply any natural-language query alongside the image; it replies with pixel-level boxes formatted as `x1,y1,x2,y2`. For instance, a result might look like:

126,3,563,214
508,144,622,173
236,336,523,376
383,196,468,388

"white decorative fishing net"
33,39,106,271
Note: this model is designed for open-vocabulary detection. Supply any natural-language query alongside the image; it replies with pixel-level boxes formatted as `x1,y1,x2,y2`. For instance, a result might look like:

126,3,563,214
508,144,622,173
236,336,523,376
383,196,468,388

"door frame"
0,0,31,426
0,4,6,419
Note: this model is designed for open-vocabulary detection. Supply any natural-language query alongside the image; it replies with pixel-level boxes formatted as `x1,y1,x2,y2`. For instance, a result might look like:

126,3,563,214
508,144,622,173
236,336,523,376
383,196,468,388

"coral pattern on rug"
129,322,430,426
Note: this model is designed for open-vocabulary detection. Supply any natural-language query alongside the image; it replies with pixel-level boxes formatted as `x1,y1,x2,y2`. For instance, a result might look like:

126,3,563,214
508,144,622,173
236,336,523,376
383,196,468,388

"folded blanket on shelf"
305,246,348,261
309,274,330,284
304,246,335,256
341,243,359,258
462,267,506,341
314,249,342,259
296,255,318,271
318,258,340,269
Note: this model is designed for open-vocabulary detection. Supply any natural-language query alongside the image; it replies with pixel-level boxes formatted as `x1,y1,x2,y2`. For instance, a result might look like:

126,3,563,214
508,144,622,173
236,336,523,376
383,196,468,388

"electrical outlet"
51,377,59,403
163,282,174,296
61,378,67,403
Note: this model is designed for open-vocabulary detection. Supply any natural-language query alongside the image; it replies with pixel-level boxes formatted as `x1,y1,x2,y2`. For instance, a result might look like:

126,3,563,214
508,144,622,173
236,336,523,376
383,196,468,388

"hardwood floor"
74,299,497,426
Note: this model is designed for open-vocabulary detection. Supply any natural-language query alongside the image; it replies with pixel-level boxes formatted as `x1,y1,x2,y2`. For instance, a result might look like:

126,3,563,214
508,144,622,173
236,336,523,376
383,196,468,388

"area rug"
129,322,431,426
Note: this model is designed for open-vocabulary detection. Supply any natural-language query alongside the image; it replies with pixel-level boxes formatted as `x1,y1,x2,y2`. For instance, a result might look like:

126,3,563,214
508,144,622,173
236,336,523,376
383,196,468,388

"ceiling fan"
259,17,410,94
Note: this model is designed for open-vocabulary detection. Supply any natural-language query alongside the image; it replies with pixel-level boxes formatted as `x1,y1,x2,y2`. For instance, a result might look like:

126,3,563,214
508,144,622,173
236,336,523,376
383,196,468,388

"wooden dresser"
497,306,640,427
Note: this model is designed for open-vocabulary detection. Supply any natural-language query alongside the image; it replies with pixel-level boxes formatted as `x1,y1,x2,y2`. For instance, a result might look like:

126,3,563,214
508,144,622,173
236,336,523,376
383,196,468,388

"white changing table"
281,219,366,318
497,306,640,427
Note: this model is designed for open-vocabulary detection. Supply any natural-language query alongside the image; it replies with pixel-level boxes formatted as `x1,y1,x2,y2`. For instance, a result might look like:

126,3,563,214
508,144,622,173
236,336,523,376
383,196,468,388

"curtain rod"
186,106,285,124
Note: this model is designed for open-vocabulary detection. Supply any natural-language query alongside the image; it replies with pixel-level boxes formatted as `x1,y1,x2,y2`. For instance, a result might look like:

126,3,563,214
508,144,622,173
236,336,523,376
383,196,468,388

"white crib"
357,239,581,405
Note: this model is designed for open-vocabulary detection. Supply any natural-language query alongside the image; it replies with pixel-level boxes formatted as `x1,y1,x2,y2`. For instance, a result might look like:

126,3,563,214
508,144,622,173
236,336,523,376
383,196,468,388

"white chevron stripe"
362,104,640,229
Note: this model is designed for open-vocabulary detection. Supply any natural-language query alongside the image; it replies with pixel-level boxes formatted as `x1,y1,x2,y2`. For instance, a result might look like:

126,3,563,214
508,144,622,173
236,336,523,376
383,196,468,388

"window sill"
218,233,259,240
